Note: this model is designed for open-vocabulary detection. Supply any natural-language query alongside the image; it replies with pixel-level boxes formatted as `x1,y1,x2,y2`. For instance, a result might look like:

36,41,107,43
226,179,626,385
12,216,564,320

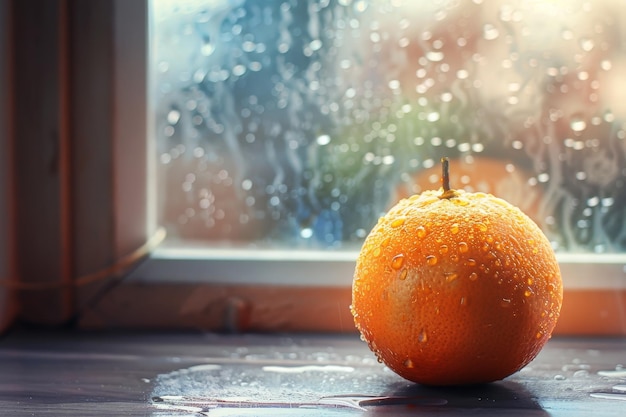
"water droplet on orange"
450,223,460,234
416,226,427,239
524,289,533,297
391,254,405,270
535,331,543,339
546,283,555,292
399,269,408,280
404,358,415,369
391,217,406,228
382,237,391,247
460,296,467,306
485,234,494,243
418,329,428,343
445,272,458,282
426,255,438,266
453,198,469,206
477,222,488,232
501,298,512,308
439,244,449,254
372,247,381,257
527,278,534,285
469,272,478,281
466,258,477,266
458,241,469,253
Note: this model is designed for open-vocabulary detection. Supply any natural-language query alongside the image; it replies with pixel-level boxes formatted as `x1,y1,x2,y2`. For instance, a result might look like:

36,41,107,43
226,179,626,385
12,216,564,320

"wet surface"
0,331,624,416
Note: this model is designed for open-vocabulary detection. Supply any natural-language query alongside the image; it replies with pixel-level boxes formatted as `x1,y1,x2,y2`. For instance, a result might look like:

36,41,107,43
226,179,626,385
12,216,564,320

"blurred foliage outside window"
152,0,626,253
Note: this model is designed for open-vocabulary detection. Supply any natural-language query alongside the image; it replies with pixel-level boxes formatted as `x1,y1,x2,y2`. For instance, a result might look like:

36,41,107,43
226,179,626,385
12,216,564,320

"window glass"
151,0,626,253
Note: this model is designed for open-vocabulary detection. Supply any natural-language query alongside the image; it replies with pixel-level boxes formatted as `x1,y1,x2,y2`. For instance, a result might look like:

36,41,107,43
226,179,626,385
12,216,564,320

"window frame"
4,0,151,326
65,0,626,336
70,0,152,318
0,0,16,331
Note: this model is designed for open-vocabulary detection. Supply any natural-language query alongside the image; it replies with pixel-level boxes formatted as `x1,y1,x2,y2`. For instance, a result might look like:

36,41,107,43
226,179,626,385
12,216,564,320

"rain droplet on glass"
426,51,444,62
483,23,499,40
579,37,594,52
570,118,587,132
167,110,181,124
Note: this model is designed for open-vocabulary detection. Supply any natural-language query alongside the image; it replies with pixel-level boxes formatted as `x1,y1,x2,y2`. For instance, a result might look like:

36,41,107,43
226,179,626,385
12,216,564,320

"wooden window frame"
7,0,149,326
0,0,16,331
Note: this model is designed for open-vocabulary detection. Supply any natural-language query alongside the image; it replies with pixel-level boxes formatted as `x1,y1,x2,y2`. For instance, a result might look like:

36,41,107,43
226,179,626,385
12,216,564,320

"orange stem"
438,157,458,200
441,157,450,192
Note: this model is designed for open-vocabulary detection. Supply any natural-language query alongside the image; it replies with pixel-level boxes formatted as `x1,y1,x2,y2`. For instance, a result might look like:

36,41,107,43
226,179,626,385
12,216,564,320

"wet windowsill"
0,331,624,416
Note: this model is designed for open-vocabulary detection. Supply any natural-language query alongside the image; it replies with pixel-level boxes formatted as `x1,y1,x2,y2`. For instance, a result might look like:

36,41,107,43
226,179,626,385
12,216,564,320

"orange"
351,159,563,386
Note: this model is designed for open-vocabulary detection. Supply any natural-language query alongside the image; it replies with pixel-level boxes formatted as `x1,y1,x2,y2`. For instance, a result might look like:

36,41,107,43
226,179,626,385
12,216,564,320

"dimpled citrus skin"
351,189,563,386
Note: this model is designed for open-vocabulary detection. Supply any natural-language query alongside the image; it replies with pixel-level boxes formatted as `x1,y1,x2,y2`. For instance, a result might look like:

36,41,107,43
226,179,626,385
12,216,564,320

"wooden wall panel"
12,0,73,325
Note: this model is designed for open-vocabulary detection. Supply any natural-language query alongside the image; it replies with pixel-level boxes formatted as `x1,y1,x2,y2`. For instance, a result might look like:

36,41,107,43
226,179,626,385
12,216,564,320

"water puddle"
597,369,626,378
261,365,356,374
152,393,448,413
151,361,439,413
590,368,626,402
151,360,545,415
589,391,626,402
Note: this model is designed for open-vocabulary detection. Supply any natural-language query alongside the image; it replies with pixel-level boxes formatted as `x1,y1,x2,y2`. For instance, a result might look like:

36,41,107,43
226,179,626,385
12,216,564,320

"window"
7,0,620,334
152,0,626,254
